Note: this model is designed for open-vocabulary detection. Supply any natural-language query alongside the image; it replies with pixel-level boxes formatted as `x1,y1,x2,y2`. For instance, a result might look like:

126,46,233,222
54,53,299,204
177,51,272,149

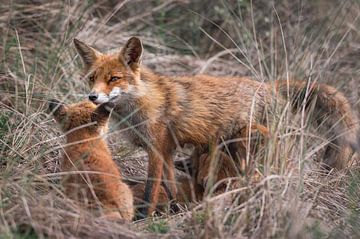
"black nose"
88,92,98,102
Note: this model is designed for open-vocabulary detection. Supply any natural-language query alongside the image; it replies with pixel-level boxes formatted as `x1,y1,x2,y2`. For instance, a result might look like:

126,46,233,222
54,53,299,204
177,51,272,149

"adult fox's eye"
89,76,95,83
109,76,119,83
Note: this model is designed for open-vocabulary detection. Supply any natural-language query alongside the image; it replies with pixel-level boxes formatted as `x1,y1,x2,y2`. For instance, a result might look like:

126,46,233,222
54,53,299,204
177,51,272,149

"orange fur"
73,37,359,217
49,100,134,221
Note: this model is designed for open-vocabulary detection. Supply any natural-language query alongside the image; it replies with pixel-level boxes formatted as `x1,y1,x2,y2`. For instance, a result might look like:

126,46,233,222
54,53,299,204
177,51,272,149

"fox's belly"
174,117,246,146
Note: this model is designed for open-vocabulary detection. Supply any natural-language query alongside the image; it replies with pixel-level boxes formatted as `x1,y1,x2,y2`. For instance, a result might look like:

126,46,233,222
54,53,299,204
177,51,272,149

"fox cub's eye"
108,76,119,83
89,76,95,83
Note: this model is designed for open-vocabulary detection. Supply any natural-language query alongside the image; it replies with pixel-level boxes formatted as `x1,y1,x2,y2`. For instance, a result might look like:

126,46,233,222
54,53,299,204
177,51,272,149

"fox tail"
275,80,359,169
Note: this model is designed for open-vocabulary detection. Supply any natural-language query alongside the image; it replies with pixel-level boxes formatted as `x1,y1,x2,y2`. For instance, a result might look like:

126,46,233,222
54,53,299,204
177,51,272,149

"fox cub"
73,37,359,217
49,100,134,221
176,123,269,194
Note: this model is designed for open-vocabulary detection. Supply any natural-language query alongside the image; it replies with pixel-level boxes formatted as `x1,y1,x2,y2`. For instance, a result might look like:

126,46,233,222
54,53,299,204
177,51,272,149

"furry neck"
114,67,167,123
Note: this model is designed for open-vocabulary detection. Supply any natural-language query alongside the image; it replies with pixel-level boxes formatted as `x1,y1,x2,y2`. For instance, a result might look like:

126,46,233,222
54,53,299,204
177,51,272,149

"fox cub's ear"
120,37,143,67
48,99,67,121
91,102,114,126
74,38,102,69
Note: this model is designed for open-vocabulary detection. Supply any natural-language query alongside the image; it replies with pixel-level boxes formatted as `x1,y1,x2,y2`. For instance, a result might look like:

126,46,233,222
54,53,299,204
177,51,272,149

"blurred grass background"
1,0,360,238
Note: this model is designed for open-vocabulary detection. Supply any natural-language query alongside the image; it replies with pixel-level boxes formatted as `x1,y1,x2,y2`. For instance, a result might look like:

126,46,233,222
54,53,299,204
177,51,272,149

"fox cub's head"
74,37,144,104
49,100,113,133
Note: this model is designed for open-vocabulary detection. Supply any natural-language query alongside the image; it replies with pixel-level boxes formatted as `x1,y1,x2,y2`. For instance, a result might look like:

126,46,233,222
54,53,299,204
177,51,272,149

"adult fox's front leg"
140,127,175,217
162,152,177,201
140,149,164,218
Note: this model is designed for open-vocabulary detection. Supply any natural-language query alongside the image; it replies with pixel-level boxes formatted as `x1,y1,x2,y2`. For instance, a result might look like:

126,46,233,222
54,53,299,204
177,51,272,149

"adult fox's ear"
91,102,114,126
120,37,143,68
74,38,101,69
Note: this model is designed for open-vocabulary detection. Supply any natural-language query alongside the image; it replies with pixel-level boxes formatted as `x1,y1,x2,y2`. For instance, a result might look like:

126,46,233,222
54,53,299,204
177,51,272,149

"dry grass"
1,0,360,238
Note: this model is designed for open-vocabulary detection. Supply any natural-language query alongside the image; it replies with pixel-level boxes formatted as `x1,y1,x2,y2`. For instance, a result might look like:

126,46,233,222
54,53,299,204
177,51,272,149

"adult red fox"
49,100,134,221
73,37,359,217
